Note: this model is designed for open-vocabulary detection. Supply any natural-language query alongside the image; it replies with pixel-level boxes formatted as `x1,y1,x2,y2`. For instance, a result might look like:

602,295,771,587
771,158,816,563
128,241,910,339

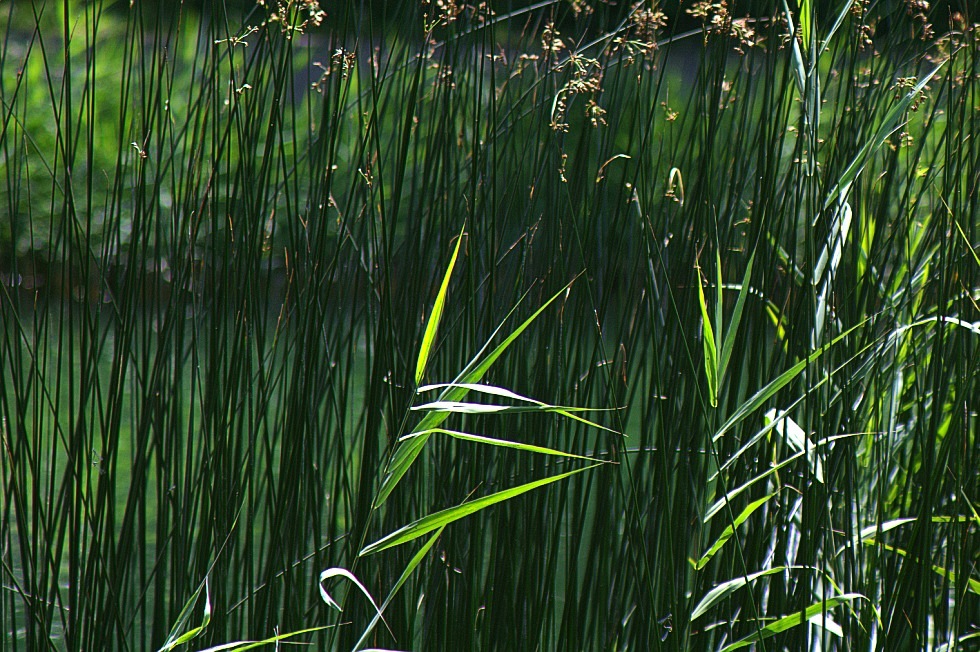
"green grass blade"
362,464,599,556
953,218,980,269
416,226,465,386
872,542,980,595
694,492,778,570
410,401,617,432
715,249,724,359
718,594,866,651
764,409,824,482
401,428,609,463
697,261,719,407
158,579,211,652
819,0,857,57
417,382,621,432
454,280,576,386
318,568,394,637
712,322,863,443
691,567,787,621
197,627,331,652
782,0,807,93
375,281,575,507
823,63,944,210
705,450,807,522
813,200,852,288
798,0,812,54
353,527,446,651
719,255,755,385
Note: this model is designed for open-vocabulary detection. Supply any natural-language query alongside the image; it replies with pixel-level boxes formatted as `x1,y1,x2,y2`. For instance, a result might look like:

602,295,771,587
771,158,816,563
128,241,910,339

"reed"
1,1,976,650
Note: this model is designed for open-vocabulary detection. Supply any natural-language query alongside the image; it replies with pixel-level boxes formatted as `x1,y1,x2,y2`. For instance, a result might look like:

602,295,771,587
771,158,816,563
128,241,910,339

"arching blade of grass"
705,450,808,522
411,401,609,415
869,542,980,595
718,594,866,651
158,578,211,652
410,401,616,431
160,580,330,651
399,428,609,463
712,322,864,443
693,492,779,571
819,0,858,57
718,255,755,389
352,527,446,652
415,226,465,386
691,567,789,621
415,383,621,432
196,627,331,652
362,464,600,556
375,281,575,507
318,568,393,637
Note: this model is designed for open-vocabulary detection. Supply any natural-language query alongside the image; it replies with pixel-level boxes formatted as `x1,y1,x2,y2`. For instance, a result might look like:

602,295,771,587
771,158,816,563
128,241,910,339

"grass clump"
1,0,977,650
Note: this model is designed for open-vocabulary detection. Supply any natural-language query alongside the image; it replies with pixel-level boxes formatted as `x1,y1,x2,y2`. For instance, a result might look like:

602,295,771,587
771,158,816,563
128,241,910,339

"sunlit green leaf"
416,225,465,386
158,579,211,652
691,567,787,621
697,260,719,408
719,255,754,386
400,428,608,463
363,464,599,556
353,527,446,651
719,594,866,651
375,281,575,507
694,492,778,570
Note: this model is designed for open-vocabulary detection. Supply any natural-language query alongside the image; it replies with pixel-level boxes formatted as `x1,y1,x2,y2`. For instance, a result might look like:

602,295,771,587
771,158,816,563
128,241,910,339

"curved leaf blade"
718,594,865,651
363,464,599,556
375,281,575,507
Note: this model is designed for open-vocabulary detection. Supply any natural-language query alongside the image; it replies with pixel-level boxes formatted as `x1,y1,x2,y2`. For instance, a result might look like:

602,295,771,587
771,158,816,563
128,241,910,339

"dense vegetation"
1,0,977,650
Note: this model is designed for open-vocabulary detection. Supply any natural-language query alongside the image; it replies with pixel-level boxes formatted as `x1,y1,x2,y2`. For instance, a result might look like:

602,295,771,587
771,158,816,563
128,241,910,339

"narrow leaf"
705,450,806,522
416,383,621,433
400,428,608,463
813,200,852,288
363,464,599,556
764,409,824,482
715,249,724,361
416,225,465,385
697,261,719,407
197,627,329,652
691,567,787,621
318,568,393,637
353,527,446,651
819,0,856,57
873,542,980,595
694,492,778,570
375,281,575,507
712,322,863,443
719,255,755,384
823,64,943,210
158,578,211,652
719,594,865,651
